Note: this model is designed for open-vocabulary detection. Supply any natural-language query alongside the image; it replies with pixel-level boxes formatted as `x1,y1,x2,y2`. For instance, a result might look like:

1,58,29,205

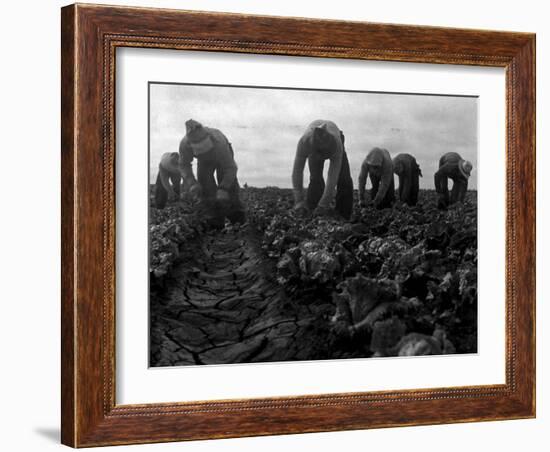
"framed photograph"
61,3,536,447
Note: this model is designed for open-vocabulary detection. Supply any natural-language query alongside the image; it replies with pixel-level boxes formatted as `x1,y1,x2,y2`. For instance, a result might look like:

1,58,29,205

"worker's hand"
293,201,309,216
189,184,202,201
216,189,230,202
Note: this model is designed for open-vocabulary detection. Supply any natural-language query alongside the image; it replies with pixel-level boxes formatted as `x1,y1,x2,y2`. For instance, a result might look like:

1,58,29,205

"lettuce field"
149,187,477,366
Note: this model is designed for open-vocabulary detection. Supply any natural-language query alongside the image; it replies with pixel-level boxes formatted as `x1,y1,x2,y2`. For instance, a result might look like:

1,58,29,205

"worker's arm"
434,165,451,208
358,161,369,204
318,146,343,209
159,167,174,195
373,157,393,207
291,136,309,205
178,139,197,189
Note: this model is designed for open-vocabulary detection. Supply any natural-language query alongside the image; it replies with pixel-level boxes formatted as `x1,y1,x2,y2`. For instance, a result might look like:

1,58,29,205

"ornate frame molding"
61,4,535,447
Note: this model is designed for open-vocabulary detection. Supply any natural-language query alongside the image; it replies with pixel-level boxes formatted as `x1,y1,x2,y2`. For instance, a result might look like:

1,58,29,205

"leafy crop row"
245,188,477,357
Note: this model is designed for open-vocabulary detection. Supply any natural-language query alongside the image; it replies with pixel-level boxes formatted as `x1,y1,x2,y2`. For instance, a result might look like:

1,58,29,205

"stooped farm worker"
434,152,473,209
393,153,422,206
154,152,182,209
178,119,246,227
358,147,395,209
291,120,354,220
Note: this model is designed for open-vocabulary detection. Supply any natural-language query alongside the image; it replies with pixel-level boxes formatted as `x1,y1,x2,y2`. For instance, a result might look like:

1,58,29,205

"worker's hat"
366,148,386,167
459,159,473,179
186,119,214,156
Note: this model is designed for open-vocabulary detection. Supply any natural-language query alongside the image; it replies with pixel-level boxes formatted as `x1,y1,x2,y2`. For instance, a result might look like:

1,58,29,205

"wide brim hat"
458,159,473,179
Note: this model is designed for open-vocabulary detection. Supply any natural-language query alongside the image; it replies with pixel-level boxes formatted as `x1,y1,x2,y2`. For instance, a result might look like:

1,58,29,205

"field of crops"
149,187,477,366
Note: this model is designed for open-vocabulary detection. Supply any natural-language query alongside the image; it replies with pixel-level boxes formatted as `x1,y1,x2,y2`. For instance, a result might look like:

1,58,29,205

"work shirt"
358,147,393,205
178,127,237,191
435,152,467,182
158,152,180,192
291,120,344,209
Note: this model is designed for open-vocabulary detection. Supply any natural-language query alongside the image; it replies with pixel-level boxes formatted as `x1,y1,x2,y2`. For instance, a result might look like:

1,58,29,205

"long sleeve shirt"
178,127,237,191
358,147,393,205
291,120,344,209
434,152,467,186
158,152,180,192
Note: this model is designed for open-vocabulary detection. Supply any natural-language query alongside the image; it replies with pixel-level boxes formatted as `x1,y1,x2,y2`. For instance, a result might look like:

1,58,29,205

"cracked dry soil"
150,224,334,366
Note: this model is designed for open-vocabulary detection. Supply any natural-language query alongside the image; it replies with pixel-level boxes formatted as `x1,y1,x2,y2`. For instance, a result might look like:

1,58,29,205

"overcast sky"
149,83,478,190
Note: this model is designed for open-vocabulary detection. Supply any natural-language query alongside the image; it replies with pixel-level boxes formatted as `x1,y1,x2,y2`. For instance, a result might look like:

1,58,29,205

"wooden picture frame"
61,3,536,447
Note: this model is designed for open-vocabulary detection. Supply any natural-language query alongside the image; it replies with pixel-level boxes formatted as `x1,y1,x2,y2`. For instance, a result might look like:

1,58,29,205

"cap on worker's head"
185,119,213,155
459,159,473,178
185,119,205,139
312,123,329,141
366,148,384,167
314,123,328,132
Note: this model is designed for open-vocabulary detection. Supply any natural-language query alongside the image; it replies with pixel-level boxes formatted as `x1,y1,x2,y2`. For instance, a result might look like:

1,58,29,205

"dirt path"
150,224,333,366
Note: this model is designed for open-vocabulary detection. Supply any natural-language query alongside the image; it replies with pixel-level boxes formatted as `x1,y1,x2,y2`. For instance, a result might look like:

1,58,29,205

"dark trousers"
197,160,245,226
370,174,395,209
306,151,354,220
154,171,182,209
397,173,420,206
436,175,468,209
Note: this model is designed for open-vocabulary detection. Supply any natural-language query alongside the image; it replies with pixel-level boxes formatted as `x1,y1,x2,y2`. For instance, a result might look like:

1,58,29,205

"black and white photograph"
148,82,478,367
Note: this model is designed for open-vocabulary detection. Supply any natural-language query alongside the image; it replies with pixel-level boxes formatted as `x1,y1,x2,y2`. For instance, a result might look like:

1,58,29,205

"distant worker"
154,152,182,209
434,152,473,209
393,153,422,206
358,147,395,209
291,120,353,220
179,119,246,227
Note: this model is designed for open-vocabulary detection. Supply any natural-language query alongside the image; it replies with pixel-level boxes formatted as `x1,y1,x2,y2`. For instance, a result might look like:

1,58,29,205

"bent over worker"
178,119,245,227
291,120,353,220
393,153,422,206
434,152,473,209
358,147,395,209
154,152,182,209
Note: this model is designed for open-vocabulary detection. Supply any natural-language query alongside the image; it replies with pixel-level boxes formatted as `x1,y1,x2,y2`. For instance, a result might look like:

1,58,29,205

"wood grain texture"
60,4,76,447
60,3,536,447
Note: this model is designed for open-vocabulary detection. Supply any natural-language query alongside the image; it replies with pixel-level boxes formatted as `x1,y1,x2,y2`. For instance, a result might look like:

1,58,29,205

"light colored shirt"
291,120,344,208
